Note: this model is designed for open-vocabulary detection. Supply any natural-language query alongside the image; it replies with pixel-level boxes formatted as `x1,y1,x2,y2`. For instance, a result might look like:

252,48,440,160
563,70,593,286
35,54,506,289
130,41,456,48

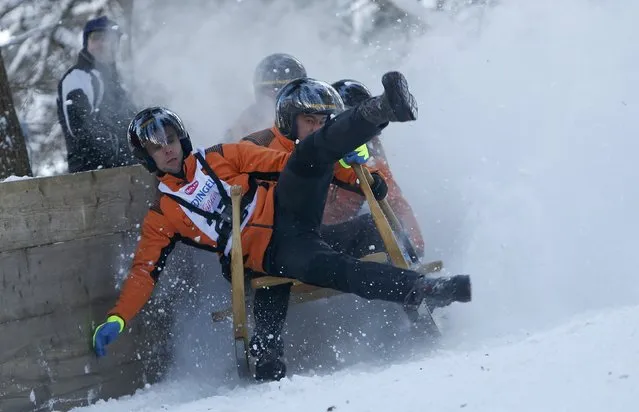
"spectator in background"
57,16,137,173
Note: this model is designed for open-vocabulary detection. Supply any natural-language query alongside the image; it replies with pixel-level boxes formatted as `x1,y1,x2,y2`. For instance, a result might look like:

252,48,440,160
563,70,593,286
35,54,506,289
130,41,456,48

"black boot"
357,71,418,125
406,274,472,309
255,357,287,382
249,334,287,381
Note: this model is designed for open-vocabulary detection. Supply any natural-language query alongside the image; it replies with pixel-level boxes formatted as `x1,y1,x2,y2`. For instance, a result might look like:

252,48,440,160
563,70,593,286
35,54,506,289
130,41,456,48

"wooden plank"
0,232,137,324
211,287,345,322
0,165,156,252
0,166,182,411
250,276,302,289
230,186,251,378
415,260,444,275
0,231,174,412
230,186,248,341
353,164,408,269
0,300,165,412
358,165,420,263
290,287,343,303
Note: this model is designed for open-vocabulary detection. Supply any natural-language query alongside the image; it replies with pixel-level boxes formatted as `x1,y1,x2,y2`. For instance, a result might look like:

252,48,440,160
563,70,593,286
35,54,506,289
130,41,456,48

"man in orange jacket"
92,72,472,382
223,53,307,142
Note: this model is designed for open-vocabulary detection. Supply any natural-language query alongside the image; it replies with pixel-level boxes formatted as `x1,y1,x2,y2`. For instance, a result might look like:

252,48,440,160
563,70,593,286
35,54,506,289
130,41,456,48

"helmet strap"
144,154,158,173
180,134,193,156
288,114,299,141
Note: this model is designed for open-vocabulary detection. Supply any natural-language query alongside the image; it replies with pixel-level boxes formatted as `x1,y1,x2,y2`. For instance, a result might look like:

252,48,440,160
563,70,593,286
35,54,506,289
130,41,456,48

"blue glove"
92,315,125,357
339,144,370,168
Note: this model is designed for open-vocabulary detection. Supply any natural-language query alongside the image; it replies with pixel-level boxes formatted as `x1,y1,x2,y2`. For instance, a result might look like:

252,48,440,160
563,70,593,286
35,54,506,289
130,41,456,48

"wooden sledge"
223,167,443,378
211,256,443,322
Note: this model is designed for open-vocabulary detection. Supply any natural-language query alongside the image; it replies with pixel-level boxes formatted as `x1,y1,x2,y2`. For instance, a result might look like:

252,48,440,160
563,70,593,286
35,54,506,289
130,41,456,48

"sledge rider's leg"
266,221,414,303
269,72,469,311
252,284,291,357
246,109,374,380
266,213,470,306
261,107,380,380
275,70,418,229
250,283,291,381
275,108,384,230
320,213,385,258
221,255,290,381
262,72,471,380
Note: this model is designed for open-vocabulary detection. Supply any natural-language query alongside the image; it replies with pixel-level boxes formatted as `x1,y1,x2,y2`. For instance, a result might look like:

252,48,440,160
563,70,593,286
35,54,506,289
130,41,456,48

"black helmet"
253,53,307,99
331,79,372,108
127,107,193,173
275,78,345,140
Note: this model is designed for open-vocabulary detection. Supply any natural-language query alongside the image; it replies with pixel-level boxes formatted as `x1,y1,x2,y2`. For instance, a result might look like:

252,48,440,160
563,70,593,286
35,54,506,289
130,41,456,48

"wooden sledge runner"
222,167,443,378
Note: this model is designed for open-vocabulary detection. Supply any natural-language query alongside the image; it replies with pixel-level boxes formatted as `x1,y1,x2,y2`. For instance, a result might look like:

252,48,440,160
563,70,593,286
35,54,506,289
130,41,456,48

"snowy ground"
65,0,639,410
73,305,639,412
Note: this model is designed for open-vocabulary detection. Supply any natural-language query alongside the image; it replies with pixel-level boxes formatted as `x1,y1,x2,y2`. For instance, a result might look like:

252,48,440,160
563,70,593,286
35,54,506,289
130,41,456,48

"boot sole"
456,274,472,303
381,71,418,121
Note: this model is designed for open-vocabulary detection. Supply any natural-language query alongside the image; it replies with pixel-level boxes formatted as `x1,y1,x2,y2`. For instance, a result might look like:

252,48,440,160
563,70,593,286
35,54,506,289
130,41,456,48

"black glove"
370,172,388,201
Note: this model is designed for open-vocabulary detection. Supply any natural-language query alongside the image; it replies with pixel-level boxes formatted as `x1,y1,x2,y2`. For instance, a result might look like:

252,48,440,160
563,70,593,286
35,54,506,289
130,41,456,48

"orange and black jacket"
108,143,363,324
242,127,425,256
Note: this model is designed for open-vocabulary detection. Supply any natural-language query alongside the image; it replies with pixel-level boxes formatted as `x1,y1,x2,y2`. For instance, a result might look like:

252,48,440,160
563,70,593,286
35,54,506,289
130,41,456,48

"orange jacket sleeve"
216,141,377,189
108,206,178,324
226,143,290,174
204,143,291,177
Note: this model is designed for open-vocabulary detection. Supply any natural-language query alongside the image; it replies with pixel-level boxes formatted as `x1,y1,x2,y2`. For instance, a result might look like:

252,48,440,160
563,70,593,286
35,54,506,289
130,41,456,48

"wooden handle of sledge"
230,185,247,341
358,166,420,264
353,164,409,269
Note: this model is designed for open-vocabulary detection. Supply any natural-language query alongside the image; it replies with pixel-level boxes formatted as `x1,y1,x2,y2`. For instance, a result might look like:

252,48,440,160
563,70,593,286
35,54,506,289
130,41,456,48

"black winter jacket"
57,49,137,172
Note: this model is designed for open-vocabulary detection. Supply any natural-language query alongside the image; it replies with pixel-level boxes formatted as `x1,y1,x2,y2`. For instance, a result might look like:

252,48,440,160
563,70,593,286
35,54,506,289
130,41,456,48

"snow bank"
1,175,33,183
71,305,639,412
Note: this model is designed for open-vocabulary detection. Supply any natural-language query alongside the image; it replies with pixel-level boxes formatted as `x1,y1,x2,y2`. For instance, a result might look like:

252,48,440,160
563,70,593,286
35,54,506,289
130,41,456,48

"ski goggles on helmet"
128,107,187,150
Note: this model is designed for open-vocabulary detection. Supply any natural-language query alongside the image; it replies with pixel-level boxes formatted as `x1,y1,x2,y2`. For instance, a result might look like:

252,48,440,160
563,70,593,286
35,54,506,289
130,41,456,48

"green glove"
92,315,125,357
339,144,370,169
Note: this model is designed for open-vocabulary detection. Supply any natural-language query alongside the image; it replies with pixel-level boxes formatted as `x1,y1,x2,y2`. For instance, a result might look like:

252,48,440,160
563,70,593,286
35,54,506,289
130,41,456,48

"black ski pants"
252,213,387,340
254,108,422,345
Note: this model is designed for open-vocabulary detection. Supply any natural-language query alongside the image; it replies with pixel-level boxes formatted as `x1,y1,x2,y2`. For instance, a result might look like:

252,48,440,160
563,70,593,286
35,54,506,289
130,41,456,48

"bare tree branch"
0,0,29,21
6,36,34,78
72,0,111,16
29,0,77,86
0,23,61,48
